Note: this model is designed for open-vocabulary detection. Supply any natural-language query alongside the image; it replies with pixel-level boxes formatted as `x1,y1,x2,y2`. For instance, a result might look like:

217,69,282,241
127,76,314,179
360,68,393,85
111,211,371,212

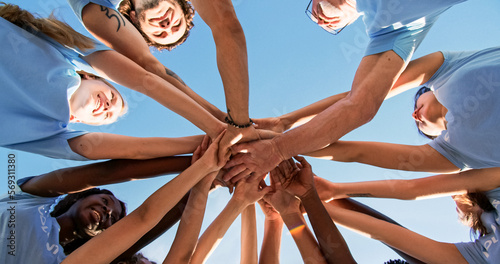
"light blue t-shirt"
455,188,500,263
0,17,108,160
357,0,466,62
424,47,500,170
0,193,65,264
67,0,122,22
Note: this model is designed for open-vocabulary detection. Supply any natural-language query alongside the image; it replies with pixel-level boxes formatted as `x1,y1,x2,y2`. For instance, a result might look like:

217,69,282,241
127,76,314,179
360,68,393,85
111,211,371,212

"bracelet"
225,116,254,128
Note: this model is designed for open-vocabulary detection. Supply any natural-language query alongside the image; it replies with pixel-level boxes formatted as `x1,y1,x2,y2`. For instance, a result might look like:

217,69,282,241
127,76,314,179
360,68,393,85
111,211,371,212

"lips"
93,94,104,114
91,209,102,225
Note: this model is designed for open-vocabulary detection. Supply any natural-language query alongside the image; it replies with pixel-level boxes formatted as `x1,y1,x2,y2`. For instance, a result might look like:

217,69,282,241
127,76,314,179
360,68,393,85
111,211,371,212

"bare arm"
316,167,500,201
241,204,258,264
324,202,467,264
163,174,214,264
81,3,225,120
257,200,283,264
83,50,225,139
190,175,272,264
62,131,228,264
190,0,249,124
306,141,459,173
19,155,192,197
68,133,203,161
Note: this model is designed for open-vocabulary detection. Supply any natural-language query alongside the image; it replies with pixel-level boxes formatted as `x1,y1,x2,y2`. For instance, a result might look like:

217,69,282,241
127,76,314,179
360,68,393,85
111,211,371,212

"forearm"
241,204,258,264
259,218,283,264
112,193,190,263
300,190,355,264
20,156,192,197
281,212,327,264
279,92,350,131
191,198,246,264
325,199,425,264
164,178,212,263
307,141,459,173
84,51,225,138
324,203,467,264
69,133,204,160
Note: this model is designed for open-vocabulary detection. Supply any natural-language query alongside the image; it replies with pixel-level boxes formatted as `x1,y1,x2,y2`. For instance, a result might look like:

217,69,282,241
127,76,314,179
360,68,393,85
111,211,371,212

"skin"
313,167,500,263
257,199,283,264
62,130,228,264
224,20,451,182
69,77,124,125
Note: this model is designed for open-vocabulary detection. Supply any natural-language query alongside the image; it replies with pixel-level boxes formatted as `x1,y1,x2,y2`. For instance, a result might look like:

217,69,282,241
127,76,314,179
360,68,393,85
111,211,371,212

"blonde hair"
0,2,95,51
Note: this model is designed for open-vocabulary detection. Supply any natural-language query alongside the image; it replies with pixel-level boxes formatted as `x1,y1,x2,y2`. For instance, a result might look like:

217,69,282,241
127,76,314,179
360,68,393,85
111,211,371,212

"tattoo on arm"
165,67,186,86
346,193,374,198
100,6,126,32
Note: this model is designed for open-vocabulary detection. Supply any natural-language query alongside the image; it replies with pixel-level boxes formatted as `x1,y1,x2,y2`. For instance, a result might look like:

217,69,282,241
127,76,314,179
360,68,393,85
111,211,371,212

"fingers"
293,156,311,169
230,141,251,155
191,145,202,164
257,129,280,140
224,153,247,169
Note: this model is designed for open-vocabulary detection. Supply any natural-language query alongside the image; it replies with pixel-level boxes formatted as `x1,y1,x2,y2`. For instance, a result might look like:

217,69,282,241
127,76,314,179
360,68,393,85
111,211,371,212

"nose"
101,206,112,224
412,109,419,122
159,18,171,29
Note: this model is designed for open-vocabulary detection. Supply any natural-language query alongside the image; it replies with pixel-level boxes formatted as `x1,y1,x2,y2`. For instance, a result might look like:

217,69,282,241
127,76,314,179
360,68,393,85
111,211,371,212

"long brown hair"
0,2,95,51
456,192,495,237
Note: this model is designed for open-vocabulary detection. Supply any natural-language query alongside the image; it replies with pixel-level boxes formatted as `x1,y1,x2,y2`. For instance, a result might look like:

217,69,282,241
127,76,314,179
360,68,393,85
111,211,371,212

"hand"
223,139,285,183
217,125,260,167
197,130,230,172
313,176,336,201
311,0,358,28
232,173,272,207
191,135,211,165
253,117,286,133
265,166,302,216
257,199,281,221
276,156,315,199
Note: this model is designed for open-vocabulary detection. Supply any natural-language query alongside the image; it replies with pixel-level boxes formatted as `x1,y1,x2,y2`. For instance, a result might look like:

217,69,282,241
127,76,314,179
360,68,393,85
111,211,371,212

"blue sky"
2,0,500,263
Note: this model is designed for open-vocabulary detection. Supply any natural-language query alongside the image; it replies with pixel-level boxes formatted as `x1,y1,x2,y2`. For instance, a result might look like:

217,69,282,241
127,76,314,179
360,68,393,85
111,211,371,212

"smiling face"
72,194,123,238
412,91,448,137
69,77,125,125
131,0,187,45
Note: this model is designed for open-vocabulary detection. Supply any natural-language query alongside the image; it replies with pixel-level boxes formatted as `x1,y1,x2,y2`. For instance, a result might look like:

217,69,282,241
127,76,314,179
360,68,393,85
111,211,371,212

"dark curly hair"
51,188,127,255
118,0,195,51
384,260,410,264
118,252,158,264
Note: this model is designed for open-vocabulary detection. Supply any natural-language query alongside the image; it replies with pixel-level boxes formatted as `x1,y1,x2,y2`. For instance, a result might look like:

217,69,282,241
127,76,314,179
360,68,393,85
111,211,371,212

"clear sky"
2,0,500,263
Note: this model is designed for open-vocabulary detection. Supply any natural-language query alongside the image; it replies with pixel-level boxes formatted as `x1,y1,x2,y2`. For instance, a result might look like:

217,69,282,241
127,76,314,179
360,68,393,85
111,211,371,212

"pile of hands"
192,118,322,217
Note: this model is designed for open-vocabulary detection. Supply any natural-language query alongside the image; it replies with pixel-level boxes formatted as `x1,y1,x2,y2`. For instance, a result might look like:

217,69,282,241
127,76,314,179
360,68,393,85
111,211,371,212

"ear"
130,10,138,24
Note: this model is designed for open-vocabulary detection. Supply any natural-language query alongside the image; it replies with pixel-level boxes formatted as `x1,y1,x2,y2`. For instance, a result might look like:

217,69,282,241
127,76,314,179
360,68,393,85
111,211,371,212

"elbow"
344,93,381,127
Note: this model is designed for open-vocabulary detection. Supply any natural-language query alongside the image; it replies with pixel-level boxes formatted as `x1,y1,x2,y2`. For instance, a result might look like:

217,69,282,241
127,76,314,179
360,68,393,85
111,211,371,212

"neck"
56,214,78,246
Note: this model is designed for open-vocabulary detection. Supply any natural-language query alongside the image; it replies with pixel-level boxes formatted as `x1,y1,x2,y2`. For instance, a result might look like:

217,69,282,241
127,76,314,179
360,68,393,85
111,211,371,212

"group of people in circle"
1,0,499,263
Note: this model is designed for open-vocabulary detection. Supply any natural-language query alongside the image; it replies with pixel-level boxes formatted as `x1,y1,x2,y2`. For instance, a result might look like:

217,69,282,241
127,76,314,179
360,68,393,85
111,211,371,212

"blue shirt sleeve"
5,130,90,161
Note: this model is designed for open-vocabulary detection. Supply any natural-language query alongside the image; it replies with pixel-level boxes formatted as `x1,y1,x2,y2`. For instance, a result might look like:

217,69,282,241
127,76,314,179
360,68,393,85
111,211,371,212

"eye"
102,197,109,205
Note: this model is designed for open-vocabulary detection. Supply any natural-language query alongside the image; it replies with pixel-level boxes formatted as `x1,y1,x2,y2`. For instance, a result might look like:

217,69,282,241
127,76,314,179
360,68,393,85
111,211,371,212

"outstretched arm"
68,133,204,160
323,201,467,264
62,131,228,264
275,157,355,264
257,200,283,264
20,155,193,197
83,49,225,140
226,51,445,180
306,141,458,173
315,167,500,201
80,3,225,121
190,174,272,264
241,204,258,264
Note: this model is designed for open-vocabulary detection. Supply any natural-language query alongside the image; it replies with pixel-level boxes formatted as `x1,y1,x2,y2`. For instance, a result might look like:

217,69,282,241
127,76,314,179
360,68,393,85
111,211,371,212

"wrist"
270,137,288,163
298,188,321,205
